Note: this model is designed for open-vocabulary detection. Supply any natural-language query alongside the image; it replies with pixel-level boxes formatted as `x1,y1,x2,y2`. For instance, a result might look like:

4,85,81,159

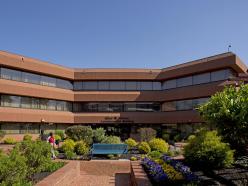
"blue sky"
0,0,247,68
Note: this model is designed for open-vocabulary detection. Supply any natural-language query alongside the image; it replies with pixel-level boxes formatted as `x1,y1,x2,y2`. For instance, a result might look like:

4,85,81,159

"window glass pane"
1,123,20,134
136,82,141,90
211,69,231,82
22,72,40,84
98,81,109,90
98,103,110,112
40,99,48,110
109,82,125,90
65,102,72,111
1,68,21,81
40,76,56,87
162,79,176,90
136,103,153,112
176,76,193,87
152,103,161,111
125,82,137,90
83,81,98,90
176,100,192,110
192,98,209,108
140,82,153,90
109,103,123,112
47,100,56,110
1,95,21,107
193,73,210,85
56,79,73,89
21,97,31,108
31,98,39,109
56,101,67,111
153,82,161,90
82,103,98,112
162,102,176,111
73,103,82,112
74,82,82,90
124,103,136,111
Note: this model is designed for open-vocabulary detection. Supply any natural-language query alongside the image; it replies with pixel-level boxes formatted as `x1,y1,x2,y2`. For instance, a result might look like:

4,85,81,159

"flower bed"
142,155,198,185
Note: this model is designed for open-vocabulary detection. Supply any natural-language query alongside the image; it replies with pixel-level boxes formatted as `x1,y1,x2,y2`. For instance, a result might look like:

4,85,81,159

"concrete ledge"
131,161,152,186
36,161,80,186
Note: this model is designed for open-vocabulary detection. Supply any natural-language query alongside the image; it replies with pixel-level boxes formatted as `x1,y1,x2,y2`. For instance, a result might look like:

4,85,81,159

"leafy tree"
65,125,93,145
198,84,248,153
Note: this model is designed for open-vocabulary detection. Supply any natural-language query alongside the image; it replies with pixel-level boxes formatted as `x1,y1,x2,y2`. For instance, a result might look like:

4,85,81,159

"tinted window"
47,100,56,110
125,82,137,90
153,82,161,90
177,76,193,87
211,69,232,81
74,82,82,90
140,82,153,90
1,68,22,81
1,95,21,107
124,103,136,111
21,97,31,108
109,81,125,90
162,79,176,90
193,73,210,85
57,79,73,89
40,76,56,87
162,102,176,111
22,72,40,84
98,81,109,90
83,81,98,90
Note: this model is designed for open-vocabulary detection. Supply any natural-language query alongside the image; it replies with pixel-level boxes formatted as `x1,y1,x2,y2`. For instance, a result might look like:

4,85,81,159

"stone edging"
130,161,152,186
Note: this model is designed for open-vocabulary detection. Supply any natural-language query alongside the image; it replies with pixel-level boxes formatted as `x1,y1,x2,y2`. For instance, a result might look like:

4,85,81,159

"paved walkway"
70,160,131,186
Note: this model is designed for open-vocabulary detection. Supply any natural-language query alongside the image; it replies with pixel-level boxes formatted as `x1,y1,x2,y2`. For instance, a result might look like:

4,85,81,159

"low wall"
130,161,152,186
36,161,80,186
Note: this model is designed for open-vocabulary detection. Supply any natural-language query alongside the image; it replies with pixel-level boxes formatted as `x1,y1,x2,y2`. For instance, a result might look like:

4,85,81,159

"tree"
139,128,157,142
198,84,248,154
65,125,93,145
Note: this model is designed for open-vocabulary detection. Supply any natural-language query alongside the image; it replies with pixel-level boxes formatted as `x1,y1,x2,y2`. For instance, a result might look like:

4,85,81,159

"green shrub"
149,138,169,153
93,127,106,143
162,133,170,142
130,156,137,161
55,130,65,140
138,142,151,154
184,130,234,169
65,125,93,145
0,151,28,186
65,150,76,160
187,134,196,142
139,128,157,142
4,137,17,144
173,134,181,142
75,141,89,155
13,140,53,178
148,151,162,159
0,130,5,141
23,134,32,141
54,134,61,141
101,135,121,144
61,139,75,152
125,138,138,148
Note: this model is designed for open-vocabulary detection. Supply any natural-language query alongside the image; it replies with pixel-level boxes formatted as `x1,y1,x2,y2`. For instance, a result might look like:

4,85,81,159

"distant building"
0,51,247,140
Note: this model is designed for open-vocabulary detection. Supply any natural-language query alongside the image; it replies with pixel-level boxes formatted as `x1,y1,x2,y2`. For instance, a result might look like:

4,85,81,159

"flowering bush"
162,154,198,182
138,142,151,154
125,138,138,148
75,141,89,155
61,139,75,152
149,138,169,153
142,155,199,185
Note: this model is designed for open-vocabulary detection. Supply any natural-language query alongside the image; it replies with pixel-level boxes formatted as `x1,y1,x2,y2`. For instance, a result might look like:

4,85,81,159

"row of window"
0,95,72,111
0,67,73,89
74,69,234,91
0,67,234,91
73,102,161,112
162,97,209,111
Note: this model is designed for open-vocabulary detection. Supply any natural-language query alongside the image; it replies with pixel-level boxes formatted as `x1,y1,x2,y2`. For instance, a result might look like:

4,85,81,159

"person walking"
47,132,56,159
